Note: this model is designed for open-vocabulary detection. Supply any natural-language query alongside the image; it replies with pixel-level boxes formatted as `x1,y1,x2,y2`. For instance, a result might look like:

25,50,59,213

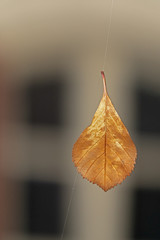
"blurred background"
0,0,160,239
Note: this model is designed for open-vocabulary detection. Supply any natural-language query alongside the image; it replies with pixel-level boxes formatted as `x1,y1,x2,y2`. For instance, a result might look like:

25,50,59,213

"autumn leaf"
72,71,137,192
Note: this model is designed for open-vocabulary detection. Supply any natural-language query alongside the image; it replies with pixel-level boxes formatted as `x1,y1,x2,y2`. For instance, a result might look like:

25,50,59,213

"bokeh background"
0,0,160,239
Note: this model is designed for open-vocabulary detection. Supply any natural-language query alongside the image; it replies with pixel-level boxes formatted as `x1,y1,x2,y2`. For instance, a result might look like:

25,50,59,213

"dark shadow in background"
132,74,160,239
26,181,64,236
132,188,160,239
136,82,160,134
26,72,67,127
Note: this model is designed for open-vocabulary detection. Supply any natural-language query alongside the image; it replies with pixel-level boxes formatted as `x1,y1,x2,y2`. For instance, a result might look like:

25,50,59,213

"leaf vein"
106,143,129,174
107,112,133,159
84,152,104,177
76,134,105,165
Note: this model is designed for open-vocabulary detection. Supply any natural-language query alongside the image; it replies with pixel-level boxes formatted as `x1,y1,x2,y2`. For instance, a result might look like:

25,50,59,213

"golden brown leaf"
72,72,137,191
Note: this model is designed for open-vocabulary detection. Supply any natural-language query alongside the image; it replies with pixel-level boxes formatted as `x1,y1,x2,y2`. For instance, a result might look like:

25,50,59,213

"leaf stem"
101,71,107,95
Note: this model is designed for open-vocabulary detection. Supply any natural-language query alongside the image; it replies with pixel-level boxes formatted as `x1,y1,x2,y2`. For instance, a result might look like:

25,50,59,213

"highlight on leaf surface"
72,72,137,192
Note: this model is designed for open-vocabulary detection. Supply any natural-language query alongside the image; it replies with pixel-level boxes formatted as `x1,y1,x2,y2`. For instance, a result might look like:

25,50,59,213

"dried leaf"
72,72,137,191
